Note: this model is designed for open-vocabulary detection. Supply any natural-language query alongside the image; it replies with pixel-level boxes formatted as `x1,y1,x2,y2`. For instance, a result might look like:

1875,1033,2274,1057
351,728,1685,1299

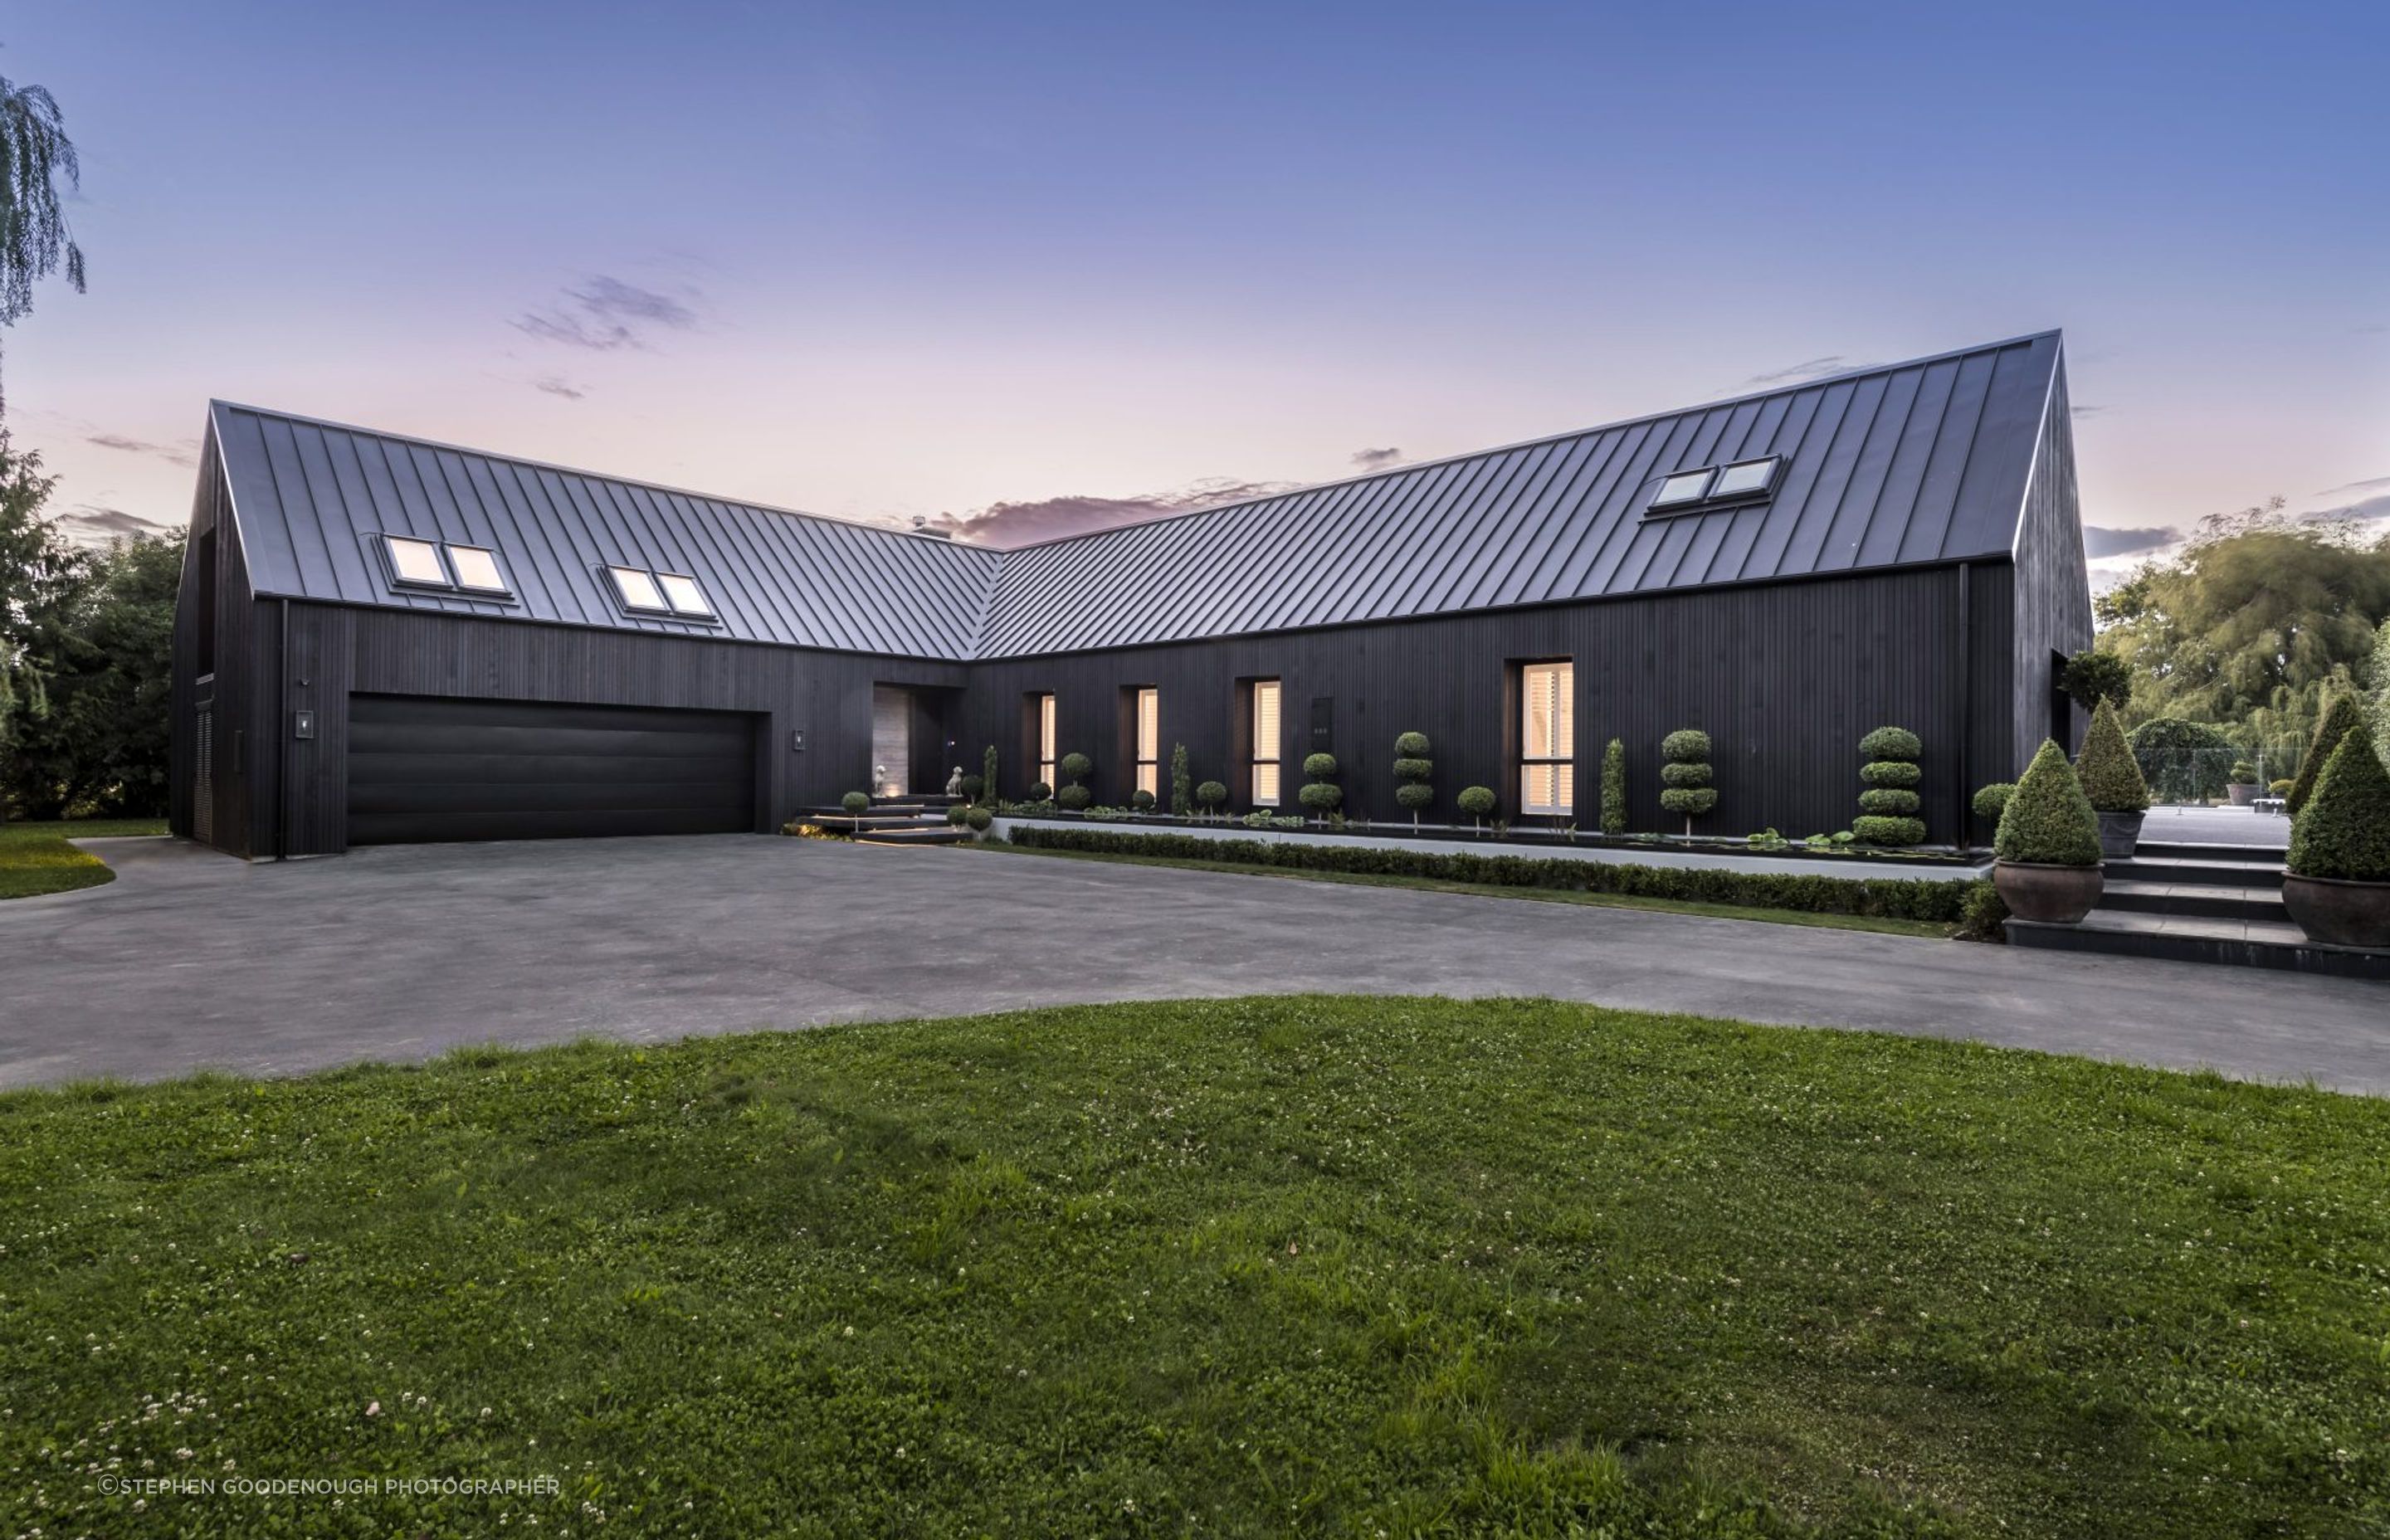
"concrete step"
2007,910,2390,981
807,812,946,830
2129,840,2288,865
855,826,974,846
2105,855,2285,889
2098,880,2289,922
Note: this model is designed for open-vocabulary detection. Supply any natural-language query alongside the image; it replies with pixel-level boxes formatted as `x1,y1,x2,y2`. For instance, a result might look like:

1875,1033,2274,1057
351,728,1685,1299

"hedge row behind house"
1003,824,1980,924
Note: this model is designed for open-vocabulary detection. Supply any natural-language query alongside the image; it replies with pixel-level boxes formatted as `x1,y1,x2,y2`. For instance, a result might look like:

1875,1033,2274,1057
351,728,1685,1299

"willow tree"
1,73,88,417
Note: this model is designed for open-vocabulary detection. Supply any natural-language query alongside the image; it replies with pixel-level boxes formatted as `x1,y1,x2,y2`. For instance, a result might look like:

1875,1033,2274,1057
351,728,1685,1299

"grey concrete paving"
2139,805,2290,847
2,833,2383,1093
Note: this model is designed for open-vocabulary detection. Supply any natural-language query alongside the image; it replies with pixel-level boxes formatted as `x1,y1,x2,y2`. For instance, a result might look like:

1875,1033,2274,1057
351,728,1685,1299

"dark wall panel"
961,566,2019,844
2008,369,2096,767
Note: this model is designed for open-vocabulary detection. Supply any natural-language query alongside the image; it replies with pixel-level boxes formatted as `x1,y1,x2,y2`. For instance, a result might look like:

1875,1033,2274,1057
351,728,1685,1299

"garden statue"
945,765,965,796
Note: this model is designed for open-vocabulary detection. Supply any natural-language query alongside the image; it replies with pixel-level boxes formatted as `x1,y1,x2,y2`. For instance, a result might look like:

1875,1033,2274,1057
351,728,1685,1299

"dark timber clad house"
170,331,2093,856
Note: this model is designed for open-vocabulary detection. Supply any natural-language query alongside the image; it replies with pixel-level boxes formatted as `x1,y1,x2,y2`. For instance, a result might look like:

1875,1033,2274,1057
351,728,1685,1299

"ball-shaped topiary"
1657,729,1715,830
1456,785,1496,831
1994,739,2100,866
2286,693,2372,817
1395,782,1434,811
1056,784,1092,811
1195,780,1228,815
1973,782,2016,823
1129,788,1156,812
1027,781,1052,802
1857,787,1919,816
1298,781,1344,811
1303,753,1338,778
2287,733,2390,881
964,806,993,833
2075,699,2149,814
1859,725,1922,761
1861,760,1921,789
1058,752,1092,785
1852,815,1926,845
1394,731,1431,758
958,773,984,801
841,790,871,815
945,803,969,826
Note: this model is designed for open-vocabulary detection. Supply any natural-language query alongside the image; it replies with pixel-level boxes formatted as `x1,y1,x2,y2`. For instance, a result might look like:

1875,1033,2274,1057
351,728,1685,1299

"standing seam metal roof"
210,332,2061,662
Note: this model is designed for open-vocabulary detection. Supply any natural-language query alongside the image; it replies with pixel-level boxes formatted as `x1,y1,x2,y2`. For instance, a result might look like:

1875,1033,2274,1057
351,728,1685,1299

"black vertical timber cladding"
962,564,2020,842
2007,368,2095,772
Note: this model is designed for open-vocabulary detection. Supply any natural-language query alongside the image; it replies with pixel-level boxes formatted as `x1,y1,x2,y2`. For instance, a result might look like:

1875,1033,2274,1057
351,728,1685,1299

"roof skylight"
1649,469,1714,509
384,536,450,587
607,566,671,613
656,573,713,616
446,544,510,593
1710,458,1781,499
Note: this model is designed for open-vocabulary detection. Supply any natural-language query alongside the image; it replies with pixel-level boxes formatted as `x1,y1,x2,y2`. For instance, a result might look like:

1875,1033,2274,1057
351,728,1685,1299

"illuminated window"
1134,688,1159,800
607,566,671,613
1648,469,1714,509
446,544,508,593
1251,680,1281,807
1036,693,1057,791
385,536,450,587
1520,660,1573,816
656,573,712,616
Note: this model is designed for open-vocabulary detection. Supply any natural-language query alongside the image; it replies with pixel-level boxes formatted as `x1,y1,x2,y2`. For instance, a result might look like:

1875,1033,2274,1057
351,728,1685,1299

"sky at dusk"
4,2,2386,585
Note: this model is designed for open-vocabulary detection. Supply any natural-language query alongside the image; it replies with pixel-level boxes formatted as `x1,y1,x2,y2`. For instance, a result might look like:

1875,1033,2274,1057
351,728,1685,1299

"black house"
170,331,2091,855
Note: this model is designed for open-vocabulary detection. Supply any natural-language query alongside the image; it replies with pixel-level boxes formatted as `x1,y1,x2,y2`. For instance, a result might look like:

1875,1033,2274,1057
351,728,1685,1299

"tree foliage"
2125,716,2232,804
2059,649,2132,710
2094,506,2390,763
0,433,76,758
1,73,89,417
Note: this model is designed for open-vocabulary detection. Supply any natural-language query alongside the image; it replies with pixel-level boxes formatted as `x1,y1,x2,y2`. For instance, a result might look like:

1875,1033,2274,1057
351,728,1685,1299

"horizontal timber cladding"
347,696,758,845
958,563,2016,845
268,602,968,855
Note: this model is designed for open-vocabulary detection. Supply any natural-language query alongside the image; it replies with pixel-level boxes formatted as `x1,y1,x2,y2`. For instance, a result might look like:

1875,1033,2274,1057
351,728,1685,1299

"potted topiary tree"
1600,738,1626,836
1394,732,1433,828
2226,759,2258,807
1658,729,1714,836
1169,743,1192,819
2075,699,2150,857
1456,785,1496,833
1993,739,2104,923
2285,693,2372,818
2281,733,2390,948
1195,780,1227,821
1852,726,1925,846
1299,753,1342,826
1056,752,1092,811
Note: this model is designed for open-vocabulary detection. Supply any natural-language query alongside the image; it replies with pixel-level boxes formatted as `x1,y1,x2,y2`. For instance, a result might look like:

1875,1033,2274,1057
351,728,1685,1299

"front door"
871,686,911,797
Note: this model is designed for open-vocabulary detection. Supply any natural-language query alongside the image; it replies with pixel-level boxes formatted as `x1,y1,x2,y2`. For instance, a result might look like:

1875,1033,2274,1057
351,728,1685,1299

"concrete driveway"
2,834,2384,1092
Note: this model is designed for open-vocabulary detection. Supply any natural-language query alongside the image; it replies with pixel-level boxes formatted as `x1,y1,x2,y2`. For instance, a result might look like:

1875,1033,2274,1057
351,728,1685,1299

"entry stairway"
2007,839,2390,980
803,794,973,846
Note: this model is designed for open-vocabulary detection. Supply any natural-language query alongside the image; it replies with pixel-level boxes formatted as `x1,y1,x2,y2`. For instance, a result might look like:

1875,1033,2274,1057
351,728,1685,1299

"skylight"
607,566,671,612
656,573,713,616
1649,470,1714,509
1710,458,1781,499
384,536,450,587
446,544,509,593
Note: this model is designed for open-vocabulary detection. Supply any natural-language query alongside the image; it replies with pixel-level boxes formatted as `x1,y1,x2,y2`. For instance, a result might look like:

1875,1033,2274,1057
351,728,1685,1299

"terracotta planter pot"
2282,875,2390,949
2095,810,2144,860
1994,860,2104,924
2226,782,2257,807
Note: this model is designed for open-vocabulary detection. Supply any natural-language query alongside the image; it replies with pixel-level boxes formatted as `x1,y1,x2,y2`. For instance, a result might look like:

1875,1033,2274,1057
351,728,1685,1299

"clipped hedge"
1004,823,1981,923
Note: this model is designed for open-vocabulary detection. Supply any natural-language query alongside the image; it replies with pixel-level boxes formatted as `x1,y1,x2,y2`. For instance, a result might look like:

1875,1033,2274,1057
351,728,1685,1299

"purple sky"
6,2,2386,584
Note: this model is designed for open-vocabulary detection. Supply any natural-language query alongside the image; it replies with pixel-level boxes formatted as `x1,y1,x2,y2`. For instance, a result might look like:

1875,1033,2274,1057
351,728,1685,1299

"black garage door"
348,695,758,845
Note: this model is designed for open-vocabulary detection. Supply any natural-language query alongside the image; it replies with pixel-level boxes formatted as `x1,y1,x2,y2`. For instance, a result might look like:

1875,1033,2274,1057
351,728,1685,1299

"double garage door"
348,695,757,846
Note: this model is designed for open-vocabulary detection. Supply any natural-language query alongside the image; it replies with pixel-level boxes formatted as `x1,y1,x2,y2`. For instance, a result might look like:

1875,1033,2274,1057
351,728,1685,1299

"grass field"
3,996,2385,1537
973,839,1958,937
0,817,165,899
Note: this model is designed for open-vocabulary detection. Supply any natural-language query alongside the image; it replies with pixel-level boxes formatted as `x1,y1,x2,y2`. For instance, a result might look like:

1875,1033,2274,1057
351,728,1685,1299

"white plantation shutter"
1251,680,1281,805
1520,661,1573,815
1038,694,1057,787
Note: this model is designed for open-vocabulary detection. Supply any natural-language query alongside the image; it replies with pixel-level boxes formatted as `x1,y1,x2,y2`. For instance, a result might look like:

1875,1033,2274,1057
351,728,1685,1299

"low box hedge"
1004,824,1981,923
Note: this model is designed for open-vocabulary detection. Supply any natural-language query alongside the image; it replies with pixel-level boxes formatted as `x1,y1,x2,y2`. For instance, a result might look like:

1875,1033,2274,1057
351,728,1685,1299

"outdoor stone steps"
852,825,973,846
2099,880,2288,922
2105,854,2286,889
2007,910,2390,982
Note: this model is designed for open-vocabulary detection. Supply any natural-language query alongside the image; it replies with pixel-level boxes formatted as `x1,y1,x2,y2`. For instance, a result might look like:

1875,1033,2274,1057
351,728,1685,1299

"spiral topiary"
1657,729,1714,833
1393,732,1432,826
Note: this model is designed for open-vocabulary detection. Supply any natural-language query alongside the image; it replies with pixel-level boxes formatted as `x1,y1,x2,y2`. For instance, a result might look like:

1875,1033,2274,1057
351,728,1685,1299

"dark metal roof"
208,332,2064,662
975,332,2064,656
210,402,999,660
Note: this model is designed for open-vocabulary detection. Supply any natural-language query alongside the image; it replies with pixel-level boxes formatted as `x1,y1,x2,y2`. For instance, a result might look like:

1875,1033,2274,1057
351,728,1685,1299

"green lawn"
0,817,165,899
974,838,1958,937
4,998,2386,1538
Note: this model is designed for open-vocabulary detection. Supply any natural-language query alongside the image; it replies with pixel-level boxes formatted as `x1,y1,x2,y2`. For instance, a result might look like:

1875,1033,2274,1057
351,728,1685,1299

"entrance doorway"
871,685,911,797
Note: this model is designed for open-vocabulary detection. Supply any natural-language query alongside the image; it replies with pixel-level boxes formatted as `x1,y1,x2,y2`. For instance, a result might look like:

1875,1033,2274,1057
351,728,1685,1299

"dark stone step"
2129,840,2289,865
855,826,974,846
2099,880,2289,922
2106,855,2285,889
2007,912,2390,981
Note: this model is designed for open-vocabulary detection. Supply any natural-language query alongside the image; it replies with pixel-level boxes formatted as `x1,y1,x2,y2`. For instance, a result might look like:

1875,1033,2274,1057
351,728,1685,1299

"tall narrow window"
1036,693,1057,791
1134,688,1160,800
1520,660,1574,816
1251,679,1281,807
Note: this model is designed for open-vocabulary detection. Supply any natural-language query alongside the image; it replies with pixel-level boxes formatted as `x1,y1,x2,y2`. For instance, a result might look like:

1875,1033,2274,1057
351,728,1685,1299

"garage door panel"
347,694,757,845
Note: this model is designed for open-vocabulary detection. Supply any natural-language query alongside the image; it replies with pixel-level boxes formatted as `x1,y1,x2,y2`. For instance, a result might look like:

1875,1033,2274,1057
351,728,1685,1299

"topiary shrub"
1169,743,1191,818
1957,880,2009,943
2060,648,2133,711
2269,778,2294,797
1657,729,1714,834
1130,788,1157,812
1855,725,1924,846
841,790,870,815
2228,759,2256,787
964,806,993,834
1195,780,1227,819
1973,782,2015,823
1456,785,1496,832
945,803,969,826
2285,692,2372,817
983,744,999,806
1057,784,1092,811
2287,733,2390,881
1298,753,1343,823
1600,738,1626,836
1393,732,1432,826
1994,739,2100,866
1027,781,1052,802
1054,752,1092,811
958,773,984,801
2075,699,2149,813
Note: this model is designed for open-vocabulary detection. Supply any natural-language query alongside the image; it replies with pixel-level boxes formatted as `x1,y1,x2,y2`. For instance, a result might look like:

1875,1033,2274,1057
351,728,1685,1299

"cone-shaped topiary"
2288,733,2390,881
2075,699,2149,813
1855,725,1924,845
1393,732,1432,826
2286,692,2372,816
1657,729,1714,833
1600,738,1626,835
1995,739,2100,865
1456,784,1496,831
